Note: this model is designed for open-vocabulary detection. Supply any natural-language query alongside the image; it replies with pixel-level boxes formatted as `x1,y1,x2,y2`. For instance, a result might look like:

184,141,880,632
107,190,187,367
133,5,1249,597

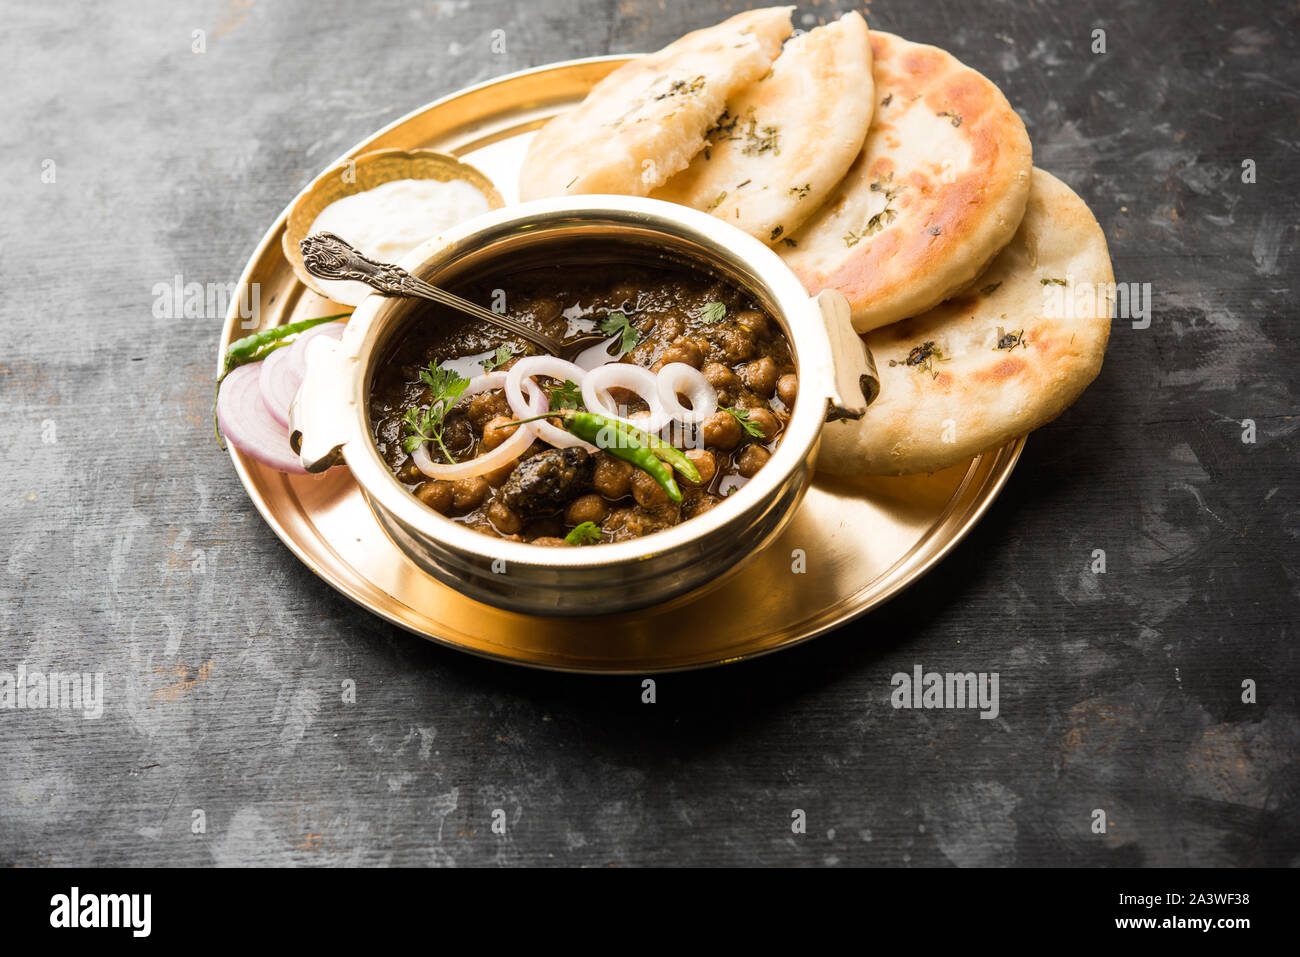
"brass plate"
219,57,1026,674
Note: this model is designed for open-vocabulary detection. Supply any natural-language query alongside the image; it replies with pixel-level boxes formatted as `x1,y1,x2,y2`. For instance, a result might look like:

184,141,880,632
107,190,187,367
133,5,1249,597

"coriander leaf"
598,311,640,354
721,405,765,439
565,521,602,546
404,361,470,463
419,362,470,404
480,344,515,372
696,301,727,324
548,378,584,411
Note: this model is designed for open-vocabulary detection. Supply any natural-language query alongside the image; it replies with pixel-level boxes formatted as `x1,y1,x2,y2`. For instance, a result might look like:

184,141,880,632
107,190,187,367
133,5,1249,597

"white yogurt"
307,177,492,305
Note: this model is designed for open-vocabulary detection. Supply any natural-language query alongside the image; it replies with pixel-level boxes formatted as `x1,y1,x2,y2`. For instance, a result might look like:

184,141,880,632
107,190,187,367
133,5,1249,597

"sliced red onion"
258,345,300,429
285,320,346,383
504,356,597,449
582,363,671,431
409,374,545,481
655,362,717,425
218,363,308,474
463,370,508,398
505,356,586,414
520,379,596,451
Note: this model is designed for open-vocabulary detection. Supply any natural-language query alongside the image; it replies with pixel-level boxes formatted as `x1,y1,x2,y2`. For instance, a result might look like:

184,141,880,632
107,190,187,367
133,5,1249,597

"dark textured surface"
1,0,1296,866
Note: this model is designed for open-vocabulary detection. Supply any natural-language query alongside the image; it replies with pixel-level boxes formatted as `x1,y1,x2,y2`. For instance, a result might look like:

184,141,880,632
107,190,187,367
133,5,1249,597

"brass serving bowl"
289,196,878,617
282,148,504,302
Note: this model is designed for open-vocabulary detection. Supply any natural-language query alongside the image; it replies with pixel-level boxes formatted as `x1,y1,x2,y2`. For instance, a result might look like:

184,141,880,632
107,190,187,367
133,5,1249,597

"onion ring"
504,356,596,450
655,362,718,425
582,363,671,431
409,372,546,481
505,356,586,417
462,370,508,399
520,380,596,450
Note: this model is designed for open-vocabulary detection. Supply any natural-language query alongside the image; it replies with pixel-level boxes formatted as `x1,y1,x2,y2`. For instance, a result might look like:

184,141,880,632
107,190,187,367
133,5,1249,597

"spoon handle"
299,232,560,354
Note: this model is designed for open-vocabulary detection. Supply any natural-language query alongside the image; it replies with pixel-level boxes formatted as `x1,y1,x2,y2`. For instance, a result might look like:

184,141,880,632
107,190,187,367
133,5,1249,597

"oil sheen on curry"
369,263,797,546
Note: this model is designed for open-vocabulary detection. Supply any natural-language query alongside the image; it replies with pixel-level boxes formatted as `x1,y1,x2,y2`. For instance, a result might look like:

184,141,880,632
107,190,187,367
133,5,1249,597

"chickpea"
682,448,717,488
737,444,771,478
565,493,610,526
630,339,658,368
605,507,636,531
486,500,522,535
743,407,780,442
626,409,657,432
701,362,742,404
451,476,489,513
614,505,673,539
740,356,778,397
530,536,569,547
441,416,474,457
734,308,770,339
630,467,671,508
415,480,454,513
683,492,723,518
592,453,634,499
701,410,743,450
776,373,798,408
656,314,684,341
480,414,518,451
659,337,704,369
467,390,509,429
709,325,757,364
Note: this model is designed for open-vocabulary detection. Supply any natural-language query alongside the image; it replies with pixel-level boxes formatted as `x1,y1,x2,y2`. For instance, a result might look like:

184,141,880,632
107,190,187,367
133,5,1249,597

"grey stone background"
1,0,1296,866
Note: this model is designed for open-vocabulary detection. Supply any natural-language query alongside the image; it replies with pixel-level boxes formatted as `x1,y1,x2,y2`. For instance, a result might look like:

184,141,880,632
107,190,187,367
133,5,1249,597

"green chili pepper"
638,431,701,484
565,412,700,484
221,312,351,379
505,410,688,503
214,312,351,446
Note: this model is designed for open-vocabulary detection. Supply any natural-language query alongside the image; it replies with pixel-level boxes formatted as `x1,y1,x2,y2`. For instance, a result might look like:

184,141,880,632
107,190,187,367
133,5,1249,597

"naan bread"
781,30,1033,332
652,11,873,246
817,168,1113,476
518,7,793,201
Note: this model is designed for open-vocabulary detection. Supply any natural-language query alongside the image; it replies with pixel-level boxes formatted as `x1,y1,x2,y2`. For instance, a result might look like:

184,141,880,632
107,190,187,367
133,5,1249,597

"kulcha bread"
780,30,1033,332
652,11,874,246
816,168,1113,476
518,7,793,201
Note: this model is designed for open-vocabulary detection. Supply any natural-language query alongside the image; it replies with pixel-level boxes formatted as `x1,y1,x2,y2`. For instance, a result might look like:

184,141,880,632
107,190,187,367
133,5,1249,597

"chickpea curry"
368,263,799,545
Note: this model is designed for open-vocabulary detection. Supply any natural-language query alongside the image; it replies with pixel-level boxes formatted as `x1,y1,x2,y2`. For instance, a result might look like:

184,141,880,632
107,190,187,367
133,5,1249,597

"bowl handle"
813,290,880,422
288,335,354,472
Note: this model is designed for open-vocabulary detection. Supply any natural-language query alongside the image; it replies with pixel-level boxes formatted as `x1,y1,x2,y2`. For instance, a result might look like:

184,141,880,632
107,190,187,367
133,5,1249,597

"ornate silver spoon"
299,233,616,360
